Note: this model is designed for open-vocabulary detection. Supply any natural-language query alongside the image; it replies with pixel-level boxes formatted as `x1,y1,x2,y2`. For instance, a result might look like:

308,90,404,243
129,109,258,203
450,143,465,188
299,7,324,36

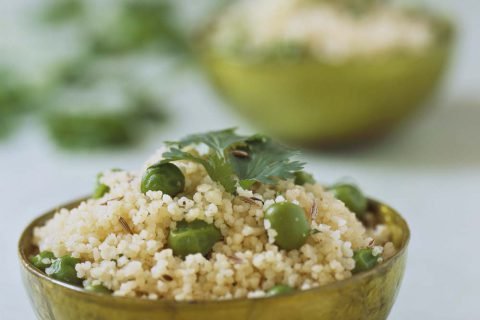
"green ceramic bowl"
198,16,455,147
19,198,409,320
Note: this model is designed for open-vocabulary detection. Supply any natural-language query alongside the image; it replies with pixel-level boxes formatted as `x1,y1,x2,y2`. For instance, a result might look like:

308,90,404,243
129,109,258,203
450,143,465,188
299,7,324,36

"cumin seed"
100,196,124,205
119,217,133,235
231,150,249,158
310,200,318,220
250,196,264,204
162,274,173,281
227,255,244,264
239,196,261,207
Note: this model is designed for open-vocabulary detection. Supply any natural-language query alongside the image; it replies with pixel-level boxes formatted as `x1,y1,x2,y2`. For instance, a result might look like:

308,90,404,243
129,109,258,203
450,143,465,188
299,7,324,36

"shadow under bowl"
198,19,455,148
19,198,409,320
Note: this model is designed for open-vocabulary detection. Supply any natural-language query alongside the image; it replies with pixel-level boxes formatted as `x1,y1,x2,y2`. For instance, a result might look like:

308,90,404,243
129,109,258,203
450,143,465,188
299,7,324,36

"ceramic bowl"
19,198,409,320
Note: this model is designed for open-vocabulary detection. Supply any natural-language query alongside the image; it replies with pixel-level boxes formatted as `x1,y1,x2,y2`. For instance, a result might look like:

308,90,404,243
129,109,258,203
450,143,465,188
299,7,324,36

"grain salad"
32,129,396,300
209,0,436,62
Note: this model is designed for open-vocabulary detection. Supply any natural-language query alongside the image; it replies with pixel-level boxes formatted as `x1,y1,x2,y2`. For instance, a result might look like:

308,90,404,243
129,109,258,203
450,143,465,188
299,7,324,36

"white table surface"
1,0,479,319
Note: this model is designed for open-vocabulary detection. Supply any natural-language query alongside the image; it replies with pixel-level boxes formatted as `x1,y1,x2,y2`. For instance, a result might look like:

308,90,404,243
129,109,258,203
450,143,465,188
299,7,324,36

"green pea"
30,251,55,271
329,183,367,217
84,284,112,294
267,284,295,296
45,255,83,285
265,202,310,250
168,220,222,258
93,173,109,199
141,163,185,197
294,171,315,185
353,248,378,274
93,169,122,199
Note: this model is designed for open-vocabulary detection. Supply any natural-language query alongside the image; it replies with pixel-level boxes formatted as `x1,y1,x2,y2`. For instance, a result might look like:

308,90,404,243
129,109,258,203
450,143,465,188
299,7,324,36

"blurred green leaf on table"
1,0,228,149
34,0,191,149
41,0,85,24
43,83,167,150
0,69,32,138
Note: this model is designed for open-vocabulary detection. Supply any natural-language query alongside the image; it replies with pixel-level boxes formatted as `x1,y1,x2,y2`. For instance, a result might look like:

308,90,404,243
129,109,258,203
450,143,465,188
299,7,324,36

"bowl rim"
18,196,410,306
194,9,455,66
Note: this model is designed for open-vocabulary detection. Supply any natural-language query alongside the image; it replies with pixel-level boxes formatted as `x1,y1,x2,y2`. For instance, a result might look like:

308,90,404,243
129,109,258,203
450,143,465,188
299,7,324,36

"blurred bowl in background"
198,14,455,148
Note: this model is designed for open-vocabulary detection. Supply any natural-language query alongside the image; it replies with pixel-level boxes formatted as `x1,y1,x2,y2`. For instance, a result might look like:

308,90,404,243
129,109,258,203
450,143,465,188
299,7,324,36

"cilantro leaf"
166,128,246,157
162,129,305,193
229,137,305,187
162,147,236,193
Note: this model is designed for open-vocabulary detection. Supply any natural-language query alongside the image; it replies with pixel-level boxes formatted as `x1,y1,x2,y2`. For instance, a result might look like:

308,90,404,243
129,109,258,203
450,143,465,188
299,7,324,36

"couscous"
31,129,396,300
209,0,436,62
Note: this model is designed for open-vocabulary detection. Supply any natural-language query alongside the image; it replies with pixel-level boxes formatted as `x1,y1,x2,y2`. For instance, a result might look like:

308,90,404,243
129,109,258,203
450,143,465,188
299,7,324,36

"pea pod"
267,284,295,297
93,169,122,199
30,251,56,271
353,248,378,274
84,284,112,294
168,220,222,258
93,173,110,199
45,255,83,285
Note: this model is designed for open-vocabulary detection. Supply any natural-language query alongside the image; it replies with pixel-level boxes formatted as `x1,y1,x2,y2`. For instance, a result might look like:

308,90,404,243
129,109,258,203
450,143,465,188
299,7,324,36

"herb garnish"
161,128,304,193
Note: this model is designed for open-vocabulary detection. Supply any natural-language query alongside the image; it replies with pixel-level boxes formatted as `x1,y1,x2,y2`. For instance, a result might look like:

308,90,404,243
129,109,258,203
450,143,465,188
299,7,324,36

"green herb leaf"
166,128,246,156
162,147,236,193
162,129,304,193
230,136,305,186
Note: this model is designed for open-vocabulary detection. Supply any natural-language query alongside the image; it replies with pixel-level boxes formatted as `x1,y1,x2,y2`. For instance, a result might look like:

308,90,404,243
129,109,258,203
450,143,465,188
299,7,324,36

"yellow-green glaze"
19,198,409,320
199,20,455,147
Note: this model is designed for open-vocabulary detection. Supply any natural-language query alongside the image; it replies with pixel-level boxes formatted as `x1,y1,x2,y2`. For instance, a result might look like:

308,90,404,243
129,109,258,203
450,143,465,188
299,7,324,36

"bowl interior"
196,6,455,59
